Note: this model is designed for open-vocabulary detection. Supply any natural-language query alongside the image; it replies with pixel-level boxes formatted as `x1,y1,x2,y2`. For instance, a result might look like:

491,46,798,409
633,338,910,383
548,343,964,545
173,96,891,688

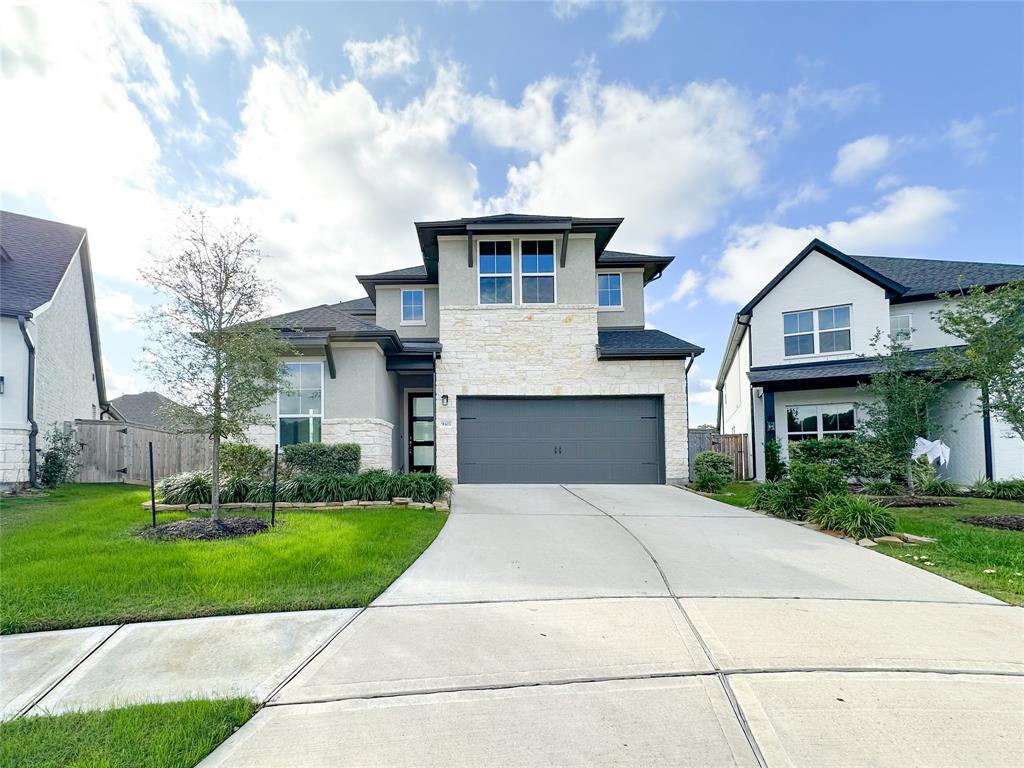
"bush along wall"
692,450,735,493
158,468,451,506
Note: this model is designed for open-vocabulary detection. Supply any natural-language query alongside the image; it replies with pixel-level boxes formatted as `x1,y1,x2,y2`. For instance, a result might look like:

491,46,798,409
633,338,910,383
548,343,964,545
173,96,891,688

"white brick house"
250,215,703,484
0,211,113,490
716,239,1024,484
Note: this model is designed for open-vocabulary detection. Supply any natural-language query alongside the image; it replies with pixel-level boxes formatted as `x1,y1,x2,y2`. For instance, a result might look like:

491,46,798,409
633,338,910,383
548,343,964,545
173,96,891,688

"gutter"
17,315,42,488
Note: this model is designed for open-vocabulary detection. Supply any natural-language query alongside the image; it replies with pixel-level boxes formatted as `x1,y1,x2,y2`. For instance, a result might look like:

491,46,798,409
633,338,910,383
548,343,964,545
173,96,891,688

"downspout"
981,384,994,481
18,315,42,488
431,350,437,473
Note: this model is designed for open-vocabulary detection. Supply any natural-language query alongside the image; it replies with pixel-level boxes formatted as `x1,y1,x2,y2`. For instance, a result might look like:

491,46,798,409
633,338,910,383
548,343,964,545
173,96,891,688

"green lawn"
0,698,252,768
0,484,447,634
707,481,758,509
873,497,1024,605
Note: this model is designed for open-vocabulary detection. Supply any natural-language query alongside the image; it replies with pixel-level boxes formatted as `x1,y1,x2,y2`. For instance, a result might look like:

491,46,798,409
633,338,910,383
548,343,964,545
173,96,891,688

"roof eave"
596,347,703,361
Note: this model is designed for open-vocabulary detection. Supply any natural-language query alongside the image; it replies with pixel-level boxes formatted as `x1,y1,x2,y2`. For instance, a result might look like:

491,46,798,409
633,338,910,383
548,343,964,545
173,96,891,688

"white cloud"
139,0,252,58
831,134,891,185
708,185,958,304
875,173,903,190
774,181,827,216
945,116,995,165
552,0,594,19
95,285,146,332
690,378,719,407
489,72,764,253
228,33,479,308
613,2,663,42
647,269,701,314
343,32,419,79
103,361,142,399
470,77,563,153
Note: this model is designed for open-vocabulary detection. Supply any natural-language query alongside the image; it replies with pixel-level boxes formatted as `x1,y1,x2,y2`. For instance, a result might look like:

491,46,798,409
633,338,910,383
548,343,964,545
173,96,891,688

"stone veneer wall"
0,428,30,489
434,305,690,482
246,418,395,471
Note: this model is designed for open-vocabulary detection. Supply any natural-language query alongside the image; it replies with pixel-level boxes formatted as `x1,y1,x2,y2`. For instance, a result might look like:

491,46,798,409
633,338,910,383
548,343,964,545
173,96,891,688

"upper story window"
890,313,912,343
401,289,425,324
597,273,622,308
279,361,322,446
479,240,513,304
783,305,851,357
520,240,556,304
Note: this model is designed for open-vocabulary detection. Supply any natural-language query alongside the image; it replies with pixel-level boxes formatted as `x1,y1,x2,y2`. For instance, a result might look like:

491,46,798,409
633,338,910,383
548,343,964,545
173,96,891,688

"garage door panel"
457,397,664,484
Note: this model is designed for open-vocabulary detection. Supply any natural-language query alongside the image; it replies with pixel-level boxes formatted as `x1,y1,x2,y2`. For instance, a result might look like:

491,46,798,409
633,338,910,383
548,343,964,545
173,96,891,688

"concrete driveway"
201,484,1024,767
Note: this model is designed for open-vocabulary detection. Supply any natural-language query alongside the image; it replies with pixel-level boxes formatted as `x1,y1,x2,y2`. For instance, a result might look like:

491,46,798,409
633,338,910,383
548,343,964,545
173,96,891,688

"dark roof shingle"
853,255,1024,298
109,392,178,428
0,211,86,314
597,328,703,359
747,347,956,386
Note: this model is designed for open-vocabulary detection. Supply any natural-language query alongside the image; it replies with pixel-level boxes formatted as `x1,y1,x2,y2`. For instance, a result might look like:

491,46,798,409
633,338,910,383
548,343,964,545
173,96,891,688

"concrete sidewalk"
3,484,1021,766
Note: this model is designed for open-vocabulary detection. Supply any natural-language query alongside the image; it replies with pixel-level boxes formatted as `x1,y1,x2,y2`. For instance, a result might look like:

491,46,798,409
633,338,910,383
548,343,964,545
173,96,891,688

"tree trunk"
211,432,221,522
906,458,915,495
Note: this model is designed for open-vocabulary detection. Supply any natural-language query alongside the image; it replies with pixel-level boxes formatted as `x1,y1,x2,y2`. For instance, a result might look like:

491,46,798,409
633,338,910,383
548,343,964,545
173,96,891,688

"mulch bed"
869,495,959,508
140,517,271,541
960,515,1024,532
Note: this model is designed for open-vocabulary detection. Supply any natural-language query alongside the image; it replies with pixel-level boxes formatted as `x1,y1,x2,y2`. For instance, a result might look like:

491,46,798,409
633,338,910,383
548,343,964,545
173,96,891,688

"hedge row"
158,469,451,505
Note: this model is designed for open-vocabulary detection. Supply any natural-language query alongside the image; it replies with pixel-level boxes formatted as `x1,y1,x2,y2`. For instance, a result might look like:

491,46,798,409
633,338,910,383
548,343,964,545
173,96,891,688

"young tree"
934,280,1024,442
856,332,944,491
140,208,289,521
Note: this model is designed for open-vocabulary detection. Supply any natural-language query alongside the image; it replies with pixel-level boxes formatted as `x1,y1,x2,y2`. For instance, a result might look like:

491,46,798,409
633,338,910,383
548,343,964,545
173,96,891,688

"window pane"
298,363,320,389
283,363,302,389
537,240,554,255
299,389,322,415
538,254,554,272
479,241,495,256
785,334,814,356
834,306,850,327
413,445,435,466
523,276,554,303
818,307,835,331
480,276,512,304
494,240,511,256
786,406,818,434
480,254,496,274
521,254,538,273
309,417,321,442
413,421,434,441
412,396,433,418
823,405,855,432
783,313,798,334
279,416,317,446
521,240,537,255
496,254,512,273
799,311,814,332
819,329,851,353
278,391,301,415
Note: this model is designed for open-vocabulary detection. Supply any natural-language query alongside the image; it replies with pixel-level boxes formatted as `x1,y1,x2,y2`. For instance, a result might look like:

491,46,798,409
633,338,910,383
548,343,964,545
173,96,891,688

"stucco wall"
374,285,440,339
750,250,890,369
720,328,753,472
437,234,599,307
597,268,645,328
33,249,101,438
0,317,30,433
433,304,690,482
992,414,1024,481
889,298,965,351
931,382,987,484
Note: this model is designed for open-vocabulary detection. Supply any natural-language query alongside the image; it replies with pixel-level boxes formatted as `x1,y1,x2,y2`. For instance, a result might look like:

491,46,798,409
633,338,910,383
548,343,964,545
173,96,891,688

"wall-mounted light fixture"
0,375,4,394
441,394,449,407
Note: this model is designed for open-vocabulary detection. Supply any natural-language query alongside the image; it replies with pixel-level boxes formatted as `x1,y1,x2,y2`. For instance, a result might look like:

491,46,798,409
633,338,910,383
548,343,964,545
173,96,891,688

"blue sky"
3,1,1021,426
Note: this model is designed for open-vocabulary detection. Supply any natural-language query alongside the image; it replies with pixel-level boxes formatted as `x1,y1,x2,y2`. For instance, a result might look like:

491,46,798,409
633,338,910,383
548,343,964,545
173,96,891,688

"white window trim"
782,304,853,358
476,238,514,306
400,289,426,326
519,238,557,306
890,313,913,343
597,271,624,311
277,360,325,445
785,403,857,441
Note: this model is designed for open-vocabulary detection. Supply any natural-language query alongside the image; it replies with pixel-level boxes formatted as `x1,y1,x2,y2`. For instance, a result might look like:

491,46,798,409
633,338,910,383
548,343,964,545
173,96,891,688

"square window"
819,329,851,353
522,275,555,303
784,334,814,356
402,290,425,323
890,314,912,342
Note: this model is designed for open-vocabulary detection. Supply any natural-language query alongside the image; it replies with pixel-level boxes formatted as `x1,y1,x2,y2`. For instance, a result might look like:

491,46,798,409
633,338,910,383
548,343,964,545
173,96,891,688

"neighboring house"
716,238,1024,484
250,214,703,483
108,391,187,429
0,211,112,489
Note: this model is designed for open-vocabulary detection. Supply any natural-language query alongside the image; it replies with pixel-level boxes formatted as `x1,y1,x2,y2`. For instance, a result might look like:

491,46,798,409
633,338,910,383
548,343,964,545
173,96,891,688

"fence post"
148,441,157,528
271,443,279,527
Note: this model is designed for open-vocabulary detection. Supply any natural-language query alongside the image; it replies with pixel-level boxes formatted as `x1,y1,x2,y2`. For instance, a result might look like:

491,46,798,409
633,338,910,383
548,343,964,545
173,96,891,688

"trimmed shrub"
692,450,735,493
809,493,896,540
220,443,272,479
918,475,959,497
790,438,869,480
972,478,1024,501
38,423,81,488
282,443,360,476
787,460,848,508
765,439,786,482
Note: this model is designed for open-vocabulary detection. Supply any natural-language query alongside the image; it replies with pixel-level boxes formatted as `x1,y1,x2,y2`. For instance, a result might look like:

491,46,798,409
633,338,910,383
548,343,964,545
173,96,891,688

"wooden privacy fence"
75,420,213,484
688,429,751,481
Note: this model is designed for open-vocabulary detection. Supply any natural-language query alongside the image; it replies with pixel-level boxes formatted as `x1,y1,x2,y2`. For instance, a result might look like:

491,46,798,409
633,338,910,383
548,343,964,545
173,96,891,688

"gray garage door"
457,396,664,484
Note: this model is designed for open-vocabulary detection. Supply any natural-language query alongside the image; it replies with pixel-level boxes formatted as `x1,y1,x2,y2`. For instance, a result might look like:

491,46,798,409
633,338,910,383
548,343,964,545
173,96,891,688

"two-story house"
250,214,703,484
0,211,113,490
716,239,1024,484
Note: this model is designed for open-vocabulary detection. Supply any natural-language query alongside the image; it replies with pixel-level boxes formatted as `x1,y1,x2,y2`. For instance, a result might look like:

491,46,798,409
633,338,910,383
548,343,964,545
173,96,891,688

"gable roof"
853,254,1024,300
597,250,674,284
335,296,376,314
0,211,87,314
0,210,108,408
355,264,432,303
596,328,703,360
108,391,182,429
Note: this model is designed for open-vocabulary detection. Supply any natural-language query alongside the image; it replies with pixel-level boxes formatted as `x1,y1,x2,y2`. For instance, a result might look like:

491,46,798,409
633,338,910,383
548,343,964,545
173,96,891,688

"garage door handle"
554,446,563,454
